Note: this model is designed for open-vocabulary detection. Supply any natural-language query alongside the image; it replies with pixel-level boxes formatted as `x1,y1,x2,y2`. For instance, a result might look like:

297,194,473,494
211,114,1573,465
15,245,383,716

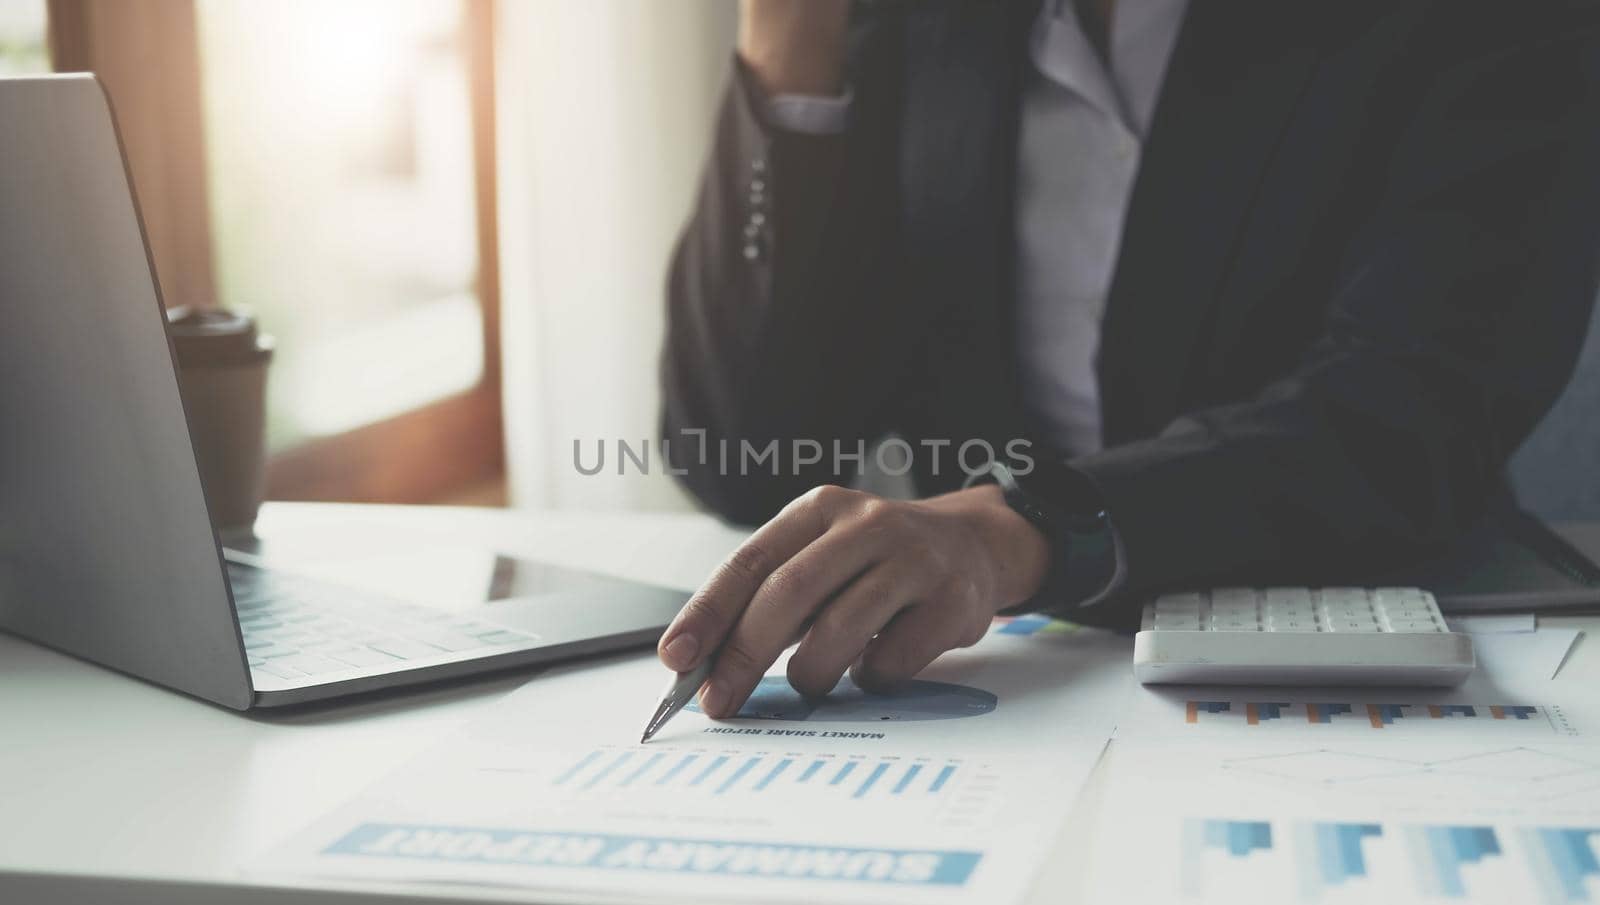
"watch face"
1012,459,1107,528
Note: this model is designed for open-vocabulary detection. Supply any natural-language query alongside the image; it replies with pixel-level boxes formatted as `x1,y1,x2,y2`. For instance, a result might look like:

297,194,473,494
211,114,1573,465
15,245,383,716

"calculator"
1133,587,1476,686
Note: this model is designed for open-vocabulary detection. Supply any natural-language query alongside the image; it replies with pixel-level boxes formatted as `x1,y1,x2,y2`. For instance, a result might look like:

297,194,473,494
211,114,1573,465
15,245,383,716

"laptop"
0,75,688,709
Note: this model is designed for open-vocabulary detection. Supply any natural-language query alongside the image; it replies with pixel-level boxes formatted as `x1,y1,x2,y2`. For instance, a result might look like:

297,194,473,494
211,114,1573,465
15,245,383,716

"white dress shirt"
763,0,1189,457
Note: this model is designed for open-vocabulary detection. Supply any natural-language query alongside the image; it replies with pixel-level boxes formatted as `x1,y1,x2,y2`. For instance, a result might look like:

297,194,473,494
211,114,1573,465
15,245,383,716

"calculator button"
1384,620,1443,633
1327,619,1380,633
1375,587,1429,603
1266,619,1319,632
1212,600,1259,612
1319,588,1371,606
1156,593,1204,610
1212,623,1262,632
1264,588,1314,607
1210,588,1257,605
1153,614,1202,630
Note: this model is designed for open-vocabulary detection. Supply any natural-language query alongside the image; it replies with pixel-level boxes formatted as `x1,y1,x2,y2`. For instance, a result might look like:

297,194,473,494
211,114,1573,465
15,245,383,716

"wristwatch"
967,457,1123,614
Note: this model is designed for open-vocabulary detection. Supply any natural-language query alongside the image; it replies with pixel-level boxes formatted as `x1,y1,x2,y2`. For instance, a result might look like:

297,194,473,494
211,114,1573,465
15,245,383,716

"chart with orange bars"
1178,699,1579,738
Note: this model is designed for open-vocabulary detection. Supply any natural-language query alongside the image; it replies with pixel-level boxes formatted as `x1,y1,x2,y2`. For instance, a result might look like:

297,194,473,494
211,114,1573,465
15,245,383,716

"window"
196,0,483,449
0,1,49,73
46,0,506,504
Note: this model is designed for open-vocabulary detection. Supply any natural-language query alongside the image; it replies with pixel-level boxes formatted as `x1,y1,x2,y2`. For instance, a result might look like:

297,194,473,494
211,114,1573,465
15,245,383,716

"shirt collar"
1031,2,1127,126
1031,0,1190,138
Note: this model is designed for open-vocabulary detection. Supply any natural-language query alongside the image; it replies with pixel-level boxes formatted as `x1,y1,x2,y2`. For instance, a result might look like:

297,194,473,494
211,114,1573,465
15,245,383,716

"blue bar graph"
1247,703,1290,724
854,762,891,799
1405,825,1501,898
689,755,729,787
1183,819,1274,896
797,759,826,783
1431,705,1477,719
753,758,792,791
551,747,958,801
1519,827,1600,903
655,753,698,786
1368,704,1411,726
583,751,634,790
893,764,924,794
1200,819,1274,857
1295,822,1381,896
1306,703,1353,724
1186,701,1232,723
1492,705,1540,720
715,756,762,795
552,750,602,786
620,752,664,788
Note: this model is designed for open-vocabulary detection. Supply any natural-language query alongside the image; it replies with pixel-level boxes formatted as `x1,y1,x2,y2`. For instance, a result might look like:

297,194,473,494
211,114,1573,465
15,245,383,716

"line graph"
1219,746,1600,803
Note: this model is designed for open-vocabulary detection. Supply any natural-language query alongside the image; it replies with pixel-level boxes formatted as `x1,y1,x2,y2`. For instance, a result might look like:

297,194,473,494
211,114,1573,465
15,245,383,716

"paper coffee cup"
166,307,274,535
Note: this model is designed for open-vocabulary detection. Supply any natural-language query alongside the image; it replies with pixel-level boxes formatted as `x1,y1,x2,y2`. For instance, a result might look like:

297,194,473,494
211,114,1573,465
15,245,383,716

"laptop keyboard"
228,562,539,681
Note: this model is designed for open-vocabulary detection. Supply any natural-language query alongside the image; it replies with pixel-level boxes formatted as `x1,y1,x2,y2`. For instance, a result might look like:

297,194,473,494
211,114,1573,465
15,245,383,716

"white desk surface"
2,503,1596,904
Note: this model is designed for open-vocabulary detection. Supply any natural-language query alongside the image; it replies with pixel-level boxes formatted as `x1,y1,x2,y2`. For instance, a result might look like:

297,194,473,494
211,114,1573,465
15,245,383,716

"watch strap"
969,459,1124,615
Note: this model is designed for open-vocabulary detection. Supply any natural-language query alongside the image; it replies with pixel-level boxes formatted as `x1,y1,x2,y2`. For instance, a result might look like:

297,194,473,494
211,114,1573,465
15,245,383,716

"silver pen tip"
640,699,674,744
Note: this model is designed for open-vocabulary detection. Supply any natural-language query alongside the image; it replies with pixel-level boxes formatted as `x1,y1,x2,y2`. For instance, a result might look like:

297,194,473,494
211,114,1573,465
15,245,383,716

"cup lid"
166,306,273,367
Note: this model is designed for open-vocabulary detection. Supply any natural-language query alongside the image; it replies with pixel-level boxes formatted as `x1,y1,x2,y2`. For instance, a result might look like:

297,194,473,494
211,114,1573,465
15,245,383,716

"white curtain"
496,0,736,511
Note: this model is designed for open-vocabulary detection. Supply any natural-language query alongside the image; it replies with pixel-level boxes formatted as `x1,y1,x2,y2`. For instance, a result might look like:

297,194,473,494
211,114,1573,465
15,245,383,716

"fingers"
850,601,974,693
702,519,893,717
784,557,931,700
657,485,850,673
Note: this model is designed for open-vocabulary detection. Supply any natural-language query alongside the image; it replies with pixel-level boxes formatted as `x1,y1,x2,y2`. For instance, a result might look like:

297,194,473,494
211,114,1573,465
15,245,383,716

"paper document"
1469,628,1583,682
1085,626,1600,905
258,622,1132,905
1446,614,1537,634
1085,736,1600,905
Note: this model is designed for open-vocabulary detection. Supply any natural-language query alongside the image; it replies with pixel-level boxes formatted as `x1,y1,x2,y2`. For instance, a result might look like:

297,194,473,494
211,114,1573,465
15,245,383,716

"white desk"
2,504,1595,904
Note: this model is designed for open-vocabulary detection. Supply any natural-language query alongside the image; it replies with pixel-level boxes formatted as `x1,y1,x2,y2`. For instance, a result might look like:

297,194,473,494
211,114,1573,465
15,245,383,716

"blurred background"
0,0,731,512
7,0,1596,522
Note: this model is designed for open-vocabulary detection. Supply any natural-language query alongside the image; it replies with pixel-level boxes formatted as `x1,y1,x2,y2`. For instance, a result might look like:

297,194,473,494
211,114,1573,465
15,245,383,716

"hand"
657,484,1050,717
738,0,852,96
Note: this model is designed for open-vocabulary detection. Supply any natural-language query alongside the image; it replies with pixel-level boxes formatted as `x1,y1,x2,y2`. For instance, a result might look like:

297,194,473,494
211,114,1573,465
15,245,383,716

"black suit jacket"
661,0,1600,611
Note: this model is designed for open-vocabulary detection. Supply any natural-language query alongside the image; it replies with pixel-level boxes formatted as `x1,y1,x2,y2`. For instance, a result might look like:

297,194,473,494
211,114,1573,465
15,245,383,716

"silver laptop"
0,75,688,708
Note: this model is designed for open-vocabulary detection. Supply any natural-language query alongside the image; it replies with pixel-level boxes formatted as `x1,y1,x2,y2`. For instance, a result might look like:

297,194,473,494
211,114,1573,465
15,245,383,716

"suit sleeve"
660,18,908,526
1071,16,1600,604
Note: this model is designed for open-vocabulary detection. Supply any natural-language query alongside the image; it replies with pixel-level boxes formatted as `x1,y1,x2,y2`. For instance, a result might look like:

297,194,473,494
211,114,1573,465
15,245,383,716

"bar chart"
1180,819,1274,897
1180,699,1576,737
548,746,967,804
1307,704,1354,724
1518,827,1600,904
1293,822,1382,898
1405,825,1503,897
1177,818,1528,902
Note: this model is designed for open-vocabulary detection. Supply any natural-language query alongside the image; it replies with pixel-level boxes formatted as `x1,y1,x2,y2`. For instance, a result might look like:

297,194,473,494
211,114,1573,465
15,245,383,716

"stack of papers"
256,620,1595,905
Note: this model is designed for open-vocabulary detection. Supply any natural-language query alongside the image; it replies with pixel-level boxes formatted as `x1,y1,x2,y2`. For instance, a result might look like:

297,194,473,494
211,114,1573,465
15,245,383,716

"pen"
640,655,716,743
